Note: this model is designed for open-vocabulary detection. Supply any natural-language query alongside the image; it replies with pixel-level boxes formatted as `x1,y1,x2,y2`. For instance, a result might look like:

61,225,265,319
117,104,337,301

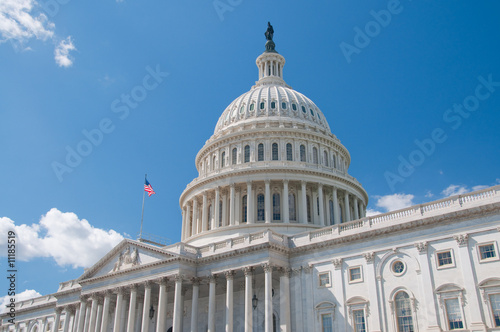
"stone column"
202,192,208,232
283,180,289,223
173,275,183,332
42,317,49,332
332,259,346,328
185,203,192,239
156,278,169,332
113,288,124,332
265,180,271,223
332,187,339,224
353,196,359,220
53,307,63,332
181,206,186,240
453,234,487,330
95,302,103,332
414,242,441,331
190,278,200,332
207,275,217,332
224,271,235,332
318,184,325,226
247,182,254,224
141,281,152,332
229,184,235,226
62,306,73,332
222,193,228,227
344,191,350,222
127,285,138,332
301,181,307,223
88,295,99,332
363,252,381,332
263,264,273,332
214,187,220,229
243,267,254,332
192,199,198,236
279,268,291,332
100,291,111,332
76,297,88,332
83,302,91,332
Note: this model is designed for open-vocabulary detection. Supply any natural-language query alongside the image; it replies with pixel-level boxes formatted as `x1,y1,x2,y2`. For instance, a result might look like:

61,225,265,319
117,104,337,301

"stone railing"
291,185,499,248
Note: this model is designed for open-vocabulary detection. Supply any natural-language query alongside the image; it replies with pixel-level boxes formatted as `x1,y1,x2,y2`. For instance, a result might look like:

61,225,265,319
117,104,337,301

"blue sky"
1,0,499,300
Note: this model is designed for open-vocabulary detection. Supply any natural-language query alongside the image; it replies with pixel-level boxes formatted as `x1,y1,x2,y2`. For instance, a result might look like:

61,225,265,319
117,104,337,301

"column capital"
79,295,89,302
65,304,76,314
230,183,235,188
174,274,184,283
414,241,428,253
143,280,153,288
156,277,169,286
113,286,125,295
302,264,313,273
292,267,302,276
332,258,343,269
242,266,254,276
453,233,469,247
301,180,307,186
278,267,292,278
262,263,273,273
283,179,289,184
318,183,323,189
191,277,201,286
363,252,375,264
90,293,100,301
55,307,64,315
224,270,235,280
207,274,218,283
127,283,139,292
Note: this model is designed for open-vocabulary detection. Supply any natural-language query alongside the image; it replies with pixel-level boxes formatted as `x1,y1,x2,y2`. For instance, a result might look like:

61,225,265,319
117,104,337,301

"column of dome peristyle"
256,52,286,85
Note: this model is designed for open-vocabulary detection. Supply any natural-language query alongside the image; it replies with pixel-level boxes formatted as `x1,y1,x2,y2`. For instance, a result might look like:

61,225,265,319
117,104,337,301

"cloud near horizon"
0,290,42,313
0,208,124,268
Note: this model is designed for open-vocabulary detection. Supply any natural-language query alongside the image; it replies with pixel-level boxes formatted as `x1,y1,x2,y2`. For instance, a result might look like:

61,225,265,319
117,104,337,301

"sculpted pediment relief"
112,245,140,272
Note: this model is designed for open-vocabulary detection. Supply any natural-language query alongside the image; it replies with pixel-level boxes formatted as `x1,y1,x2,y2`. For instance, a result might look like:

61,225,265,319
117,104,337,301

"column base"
469,321,487,332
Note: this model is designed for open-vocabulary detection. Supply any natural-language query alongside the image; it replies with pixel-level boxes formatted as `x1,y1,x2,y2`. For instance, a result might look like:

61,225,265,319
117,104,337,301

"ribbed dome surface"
214,85,331,135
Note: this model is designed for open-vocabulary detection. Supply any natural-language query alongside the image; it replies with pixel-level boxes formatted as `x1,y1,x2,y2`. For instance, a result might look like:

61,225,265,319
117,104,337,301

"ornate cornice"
454,234,469,247
414,242,428,253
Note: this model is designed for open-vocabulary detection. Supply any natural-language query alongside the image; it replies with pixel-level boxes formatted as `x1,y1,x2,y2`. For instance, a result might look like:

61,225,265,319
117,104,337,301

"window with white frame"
479,278,500,327
321,313,333,332
478,242,498,262
395,291,414,332
490,294,500,327
318,271,331,287
353,309,366,332
445,298,464,330
349,266,363,283
436,250,454,269
315,302,336,332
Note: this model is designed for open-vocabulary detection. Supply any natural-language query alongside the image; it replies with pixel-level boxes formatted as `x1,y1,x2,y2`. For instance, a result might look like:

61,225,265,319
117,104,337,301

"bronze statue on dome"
265,22,274,41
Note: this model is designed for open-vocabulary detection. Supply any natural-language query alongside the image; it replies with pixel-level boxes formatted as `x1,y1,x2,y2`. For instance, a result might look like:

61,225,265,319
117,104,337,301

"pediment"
78,239,176,281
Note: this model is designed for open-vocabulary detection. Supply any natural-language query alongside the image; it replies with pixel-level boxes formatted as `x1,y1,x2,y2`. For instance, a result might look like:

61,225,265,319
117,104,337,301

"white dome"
213,85,331,136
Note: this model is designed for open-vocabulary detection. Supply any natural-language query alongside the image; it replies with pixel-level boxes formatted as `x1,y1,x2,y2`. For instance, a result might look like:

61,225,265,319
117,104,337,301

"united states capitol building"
2,27,500,332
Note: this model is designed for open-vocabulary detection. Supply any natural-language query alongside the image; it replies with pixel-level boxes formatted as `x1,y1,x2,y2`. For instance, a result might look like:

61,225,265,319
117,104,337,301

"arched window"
395,291,414,332
219,200,223,227
289,193,296,221
242,195,247,223
329,200,334,225
258,143,264,161
244,145,250,163
286,143,293,161
313,147,318,164
232,148,237,165
323,151,328,166
332,154,336,168
221,151,225,168
213,156,217,170
257,194,265,221
306,195,312,223
300,145,306,162
272,143,279,161
273,193,280,221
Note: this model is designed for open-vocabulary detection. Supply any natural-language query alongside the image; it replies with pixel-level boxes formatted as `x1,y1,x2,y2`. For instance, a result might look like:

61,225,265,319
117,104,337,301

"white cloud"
366,209,383,217
441,184,469,197
54,36,76,67
374,193,415,212
0,208,123,268
0,289,42,313
425,191,434,198
0,0,54,44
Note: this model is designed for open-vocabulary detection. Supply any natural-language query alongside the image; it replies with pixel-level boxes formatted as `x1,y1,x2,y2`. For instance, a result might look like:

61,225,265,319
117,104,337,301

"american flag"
144,178,156,197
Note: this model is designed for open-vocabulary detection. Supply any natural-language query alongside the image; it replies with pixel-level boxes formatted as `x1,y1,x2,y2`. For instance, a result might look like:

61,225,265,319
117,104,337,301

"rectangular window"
349,267,362,283
321,313,333,332
445,298,464,330
319,272,331,287
490,294,500,327
437,250,453,267
479,243,497,261
353,309,366,332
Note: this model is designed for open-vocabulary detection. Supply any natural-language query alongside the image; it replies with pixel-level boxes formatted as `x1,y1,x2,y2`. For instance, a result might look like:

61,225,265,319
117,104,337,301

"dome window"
240,106,245,114
310,109,314,116
317,113,321,120
250,103,255,111
292,103,297,111
281,102,287,109
271,101,276,109
244,145,250,163
302,106,306,113
272,143,279,160
258,143,264,161
260,102,265,110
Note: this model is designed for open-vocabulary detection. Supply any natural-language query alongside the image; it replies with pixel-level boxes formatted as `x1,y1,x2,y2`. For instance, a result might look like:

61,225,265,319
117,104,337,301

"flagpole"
139,173,146,241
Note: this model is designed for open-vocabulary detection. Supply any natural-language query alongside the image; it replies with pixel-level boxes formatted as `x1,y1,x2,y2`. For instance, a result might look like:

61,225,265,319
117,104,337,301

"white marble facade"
3,36,500,332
